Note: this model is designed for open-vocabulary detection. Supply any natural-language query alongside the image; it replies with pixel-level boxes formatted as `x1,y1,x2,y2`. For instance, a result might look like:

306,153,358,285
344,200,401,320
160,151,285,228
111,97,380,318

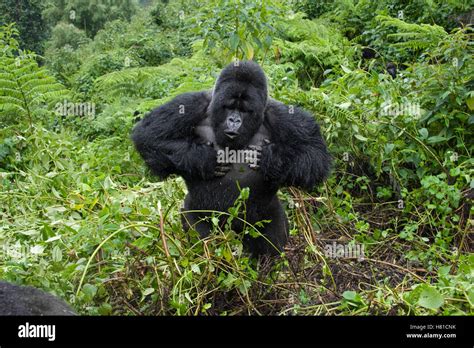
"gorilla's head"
210,61,268,149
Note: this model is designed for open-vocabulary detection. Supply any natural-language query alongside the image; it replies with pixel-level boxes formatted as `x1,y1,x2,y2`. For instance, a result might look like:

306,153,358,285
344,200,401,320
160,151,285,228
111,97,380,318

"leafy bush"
46,22,89,50
42,0,137,37
274,14,355,88
0,24,69,125
191,0,288,61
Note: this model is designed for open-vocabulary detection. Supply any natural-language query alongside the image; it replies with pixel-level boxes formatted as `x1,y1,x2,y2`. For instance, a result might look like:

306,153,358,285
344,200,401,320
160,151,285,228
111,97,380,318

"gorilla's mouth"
224,131,239,139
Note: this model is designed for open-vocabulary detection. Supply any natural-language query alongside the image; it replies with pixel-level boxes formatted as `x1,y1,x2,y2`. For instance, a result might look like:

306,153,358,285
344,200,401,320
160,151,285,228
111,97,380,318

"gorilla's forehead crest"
212,60,268,107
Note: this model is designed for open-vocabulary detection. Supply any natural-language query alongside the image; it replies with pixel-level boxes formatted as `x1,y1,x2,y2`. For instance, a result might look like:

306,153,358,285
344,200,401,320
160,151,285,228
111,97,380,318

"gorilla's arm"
260,100,331,191
132,91,217,180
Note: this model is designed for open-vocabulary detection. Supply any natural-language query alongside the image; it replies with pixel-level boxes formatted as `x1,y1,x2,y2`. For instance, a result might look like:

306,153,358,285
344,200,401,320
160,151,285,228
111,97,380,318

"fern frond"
376,15,447,51
94,67,170,98
0,54,70,122
94,55,214,101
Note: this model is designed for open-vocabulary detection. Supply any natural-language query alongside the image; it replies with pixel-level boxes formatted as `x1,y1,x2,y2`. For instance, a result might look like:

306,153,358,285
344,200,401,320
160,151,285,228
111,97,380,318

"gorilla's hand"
197,141,224,180
247,145,261,170
202,141,231,178
259,141,289,185
247,139,269,170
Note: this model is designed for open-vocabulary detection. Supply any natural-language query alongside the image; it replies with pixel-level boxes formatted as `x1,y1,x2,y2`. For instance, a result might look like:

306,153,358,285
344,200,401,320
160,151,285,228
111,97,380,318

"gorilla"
132,61,331,255
0,281,76,315
386,62,397,78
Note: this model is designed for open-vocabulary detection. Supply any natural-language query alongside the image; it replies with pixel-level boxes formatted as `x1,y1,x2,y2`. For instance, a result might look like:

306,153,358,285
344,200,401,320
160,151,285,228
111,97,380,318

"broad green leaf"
82,284,97,301
342,290,358,301
143,288,155,296
191,263,201,274
466,96,474,110
417,285,444,310
418,128,428,139
427,135,447,144
354,134,368,141
341,65,352,73
229,34,239,51
52,245,62,262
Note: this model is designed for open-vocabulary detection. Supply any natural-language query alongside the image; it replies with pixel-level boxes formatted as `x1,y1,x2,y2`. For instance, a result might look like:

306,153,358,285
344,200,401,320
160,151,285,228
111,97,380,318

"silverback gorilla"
0,281,75,315
132,61,331,255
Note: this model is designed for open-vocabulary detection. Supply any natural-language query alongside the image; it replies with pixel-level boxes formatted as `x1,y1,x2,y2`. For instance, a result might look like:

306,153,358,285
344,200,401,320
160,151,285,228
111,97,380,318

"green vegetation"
0,0,472,315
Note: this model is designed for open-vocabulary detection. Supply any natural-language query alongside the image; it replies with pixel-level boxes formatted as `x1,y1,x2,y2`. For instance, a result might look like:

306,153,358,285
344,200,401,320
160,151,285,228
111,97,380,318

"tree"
43,0,137,38
0,0,48,54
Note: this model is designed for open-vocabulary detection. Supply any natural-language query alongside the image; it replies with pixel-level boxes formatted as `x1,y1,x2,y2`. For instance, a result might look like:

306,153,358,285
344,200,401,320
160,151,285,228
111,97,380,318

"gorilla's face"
212,89,263,149
210,61,268,149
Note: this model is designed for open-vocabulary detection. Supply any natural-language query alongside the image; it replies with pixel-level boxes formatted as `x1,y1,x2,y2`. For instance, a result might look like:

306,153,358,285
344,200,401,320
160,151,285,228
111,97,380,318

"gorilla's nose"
226,112,242,138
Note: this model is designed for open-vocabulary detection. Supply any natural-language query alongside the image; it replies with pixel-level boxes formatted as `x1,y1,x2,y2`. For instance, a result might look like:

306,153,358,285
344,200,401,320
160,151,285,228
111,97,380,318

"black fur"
0,281,75,316
132,61,331,255
386,62,397,78
361,47,376,59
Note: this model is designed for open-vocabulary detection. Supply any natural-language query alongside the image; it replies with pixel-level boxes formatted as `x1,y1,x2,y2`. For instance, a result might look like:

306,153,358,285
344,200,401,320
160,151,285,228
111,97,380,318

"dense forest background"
0,0,472,315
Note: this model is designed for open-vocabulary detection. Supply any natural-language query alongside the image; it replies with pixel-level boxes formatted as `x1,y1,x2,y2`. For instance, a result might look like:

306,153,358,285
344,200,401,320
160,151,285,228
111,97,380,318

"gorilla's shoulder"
264,98,285,124
154,90,212,113
138,90,212,128
173,90,212,101
265,98,317,127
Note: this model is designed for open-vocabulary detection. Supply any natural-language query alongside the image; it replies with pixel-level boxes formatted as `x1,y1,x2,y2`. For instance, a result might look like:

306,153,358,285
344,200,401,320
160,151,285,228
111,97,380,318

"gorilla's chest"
194,118,269,185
